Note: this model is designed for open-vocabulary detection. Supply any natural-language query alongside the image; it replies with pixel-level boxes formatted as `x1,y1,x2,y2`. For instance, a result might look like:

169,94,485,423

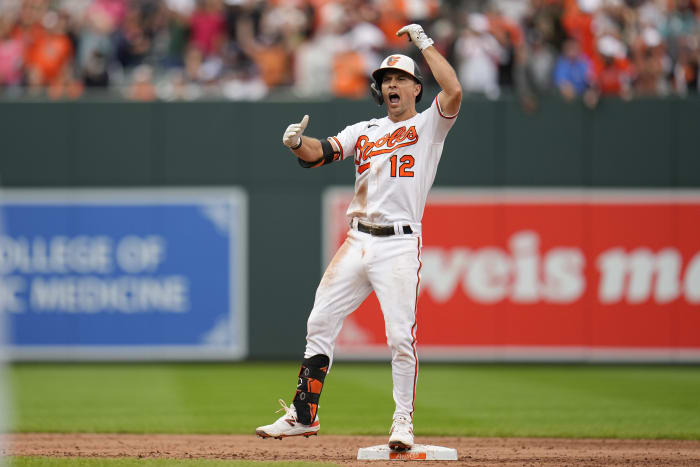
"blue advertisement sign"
0,189,247,360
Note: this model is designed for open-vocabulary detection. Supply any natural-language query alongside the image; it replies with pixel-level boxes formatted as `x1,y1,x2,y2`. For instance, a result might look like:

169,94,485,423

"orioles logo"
387,55,401,66
354,126,418,174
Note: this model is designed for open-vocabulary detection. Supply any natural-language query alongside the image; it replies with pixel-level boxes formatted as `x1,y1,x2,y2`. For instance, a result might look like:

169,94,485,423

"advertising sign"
324,188,700,362
0,189,247,360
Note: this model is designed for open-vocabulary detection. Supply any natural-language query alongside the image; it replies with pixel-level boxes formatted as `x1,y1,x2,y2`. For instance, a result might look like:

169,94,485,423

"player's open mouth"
388,92,400,104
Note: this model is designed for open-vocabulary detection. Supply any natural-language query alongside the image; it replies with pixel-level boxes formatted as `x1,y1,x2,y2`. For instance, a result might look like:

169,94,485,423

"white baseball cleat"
388,415,414,451
255,399,320,439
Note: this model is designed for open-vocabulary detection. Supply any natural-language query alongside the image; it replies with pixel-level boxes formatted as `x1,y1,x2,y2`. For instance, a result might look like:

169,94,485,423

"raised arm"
397,24,463,116
421,47,462,116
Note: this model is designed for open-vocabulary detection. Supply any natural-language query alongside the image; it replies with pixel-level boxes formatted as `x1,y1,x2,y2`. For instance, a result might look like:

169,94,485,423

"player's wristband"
290,138,302,150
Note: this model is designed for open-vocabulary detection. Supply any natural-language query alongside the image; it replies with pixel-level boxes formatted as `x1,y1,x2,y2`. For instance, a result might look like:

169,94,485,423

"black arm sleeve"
297,138,340,168
297,156,324,168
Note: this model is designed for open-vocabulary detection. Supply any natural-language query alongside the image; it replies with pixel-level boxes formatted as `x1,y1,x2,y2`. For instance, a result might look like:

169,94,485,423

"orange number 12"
390,154,415,177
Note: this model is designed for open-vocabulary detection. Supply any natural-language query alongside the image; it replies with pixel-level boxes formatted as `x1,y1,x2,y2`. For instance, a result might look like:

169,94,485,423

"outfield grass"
6,363,700,439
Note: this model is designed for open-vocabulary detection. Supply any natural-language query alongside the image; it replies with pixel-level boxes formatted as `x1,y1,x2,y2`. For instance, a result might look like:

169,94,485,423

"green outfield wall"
1,96,699,359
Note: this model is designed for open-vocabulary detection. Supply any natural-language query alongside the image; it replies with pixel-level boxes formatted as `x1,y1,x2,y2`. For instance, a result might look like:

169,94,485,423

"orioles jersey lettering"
354,125,419,167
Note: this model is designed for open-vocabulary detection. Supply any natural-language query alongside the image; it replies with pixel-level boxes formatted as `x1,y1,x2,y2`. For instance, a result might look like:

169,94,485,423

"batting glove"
396,24,434,51
282,114,309,149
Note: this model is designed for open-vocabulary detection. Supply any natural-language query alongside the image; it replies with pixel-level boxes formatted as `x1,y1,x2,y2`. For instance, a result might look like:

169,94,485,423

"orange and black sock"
292,354,329,425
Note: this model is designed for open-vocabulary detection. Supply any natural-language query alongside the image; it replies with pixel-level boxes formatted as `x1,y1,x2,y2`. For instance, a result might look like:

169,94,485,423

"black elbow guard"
297,156,324,168
297,139,340,168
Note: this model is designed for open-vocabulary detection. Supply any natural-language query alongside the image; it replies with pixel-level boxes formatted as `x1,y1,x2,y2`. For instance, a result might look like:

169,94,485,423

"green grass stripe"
6,363,700,439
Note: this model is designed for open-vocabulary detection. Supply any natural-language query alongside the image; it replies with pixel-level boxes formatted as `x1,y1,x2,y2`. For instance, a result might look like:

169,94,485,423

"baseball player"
256,24,461,451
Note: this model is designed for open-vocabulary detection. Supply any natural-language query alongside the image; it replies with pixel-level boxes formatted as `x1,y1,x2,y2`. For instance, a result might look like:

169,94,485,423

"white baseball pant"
304,225,422,420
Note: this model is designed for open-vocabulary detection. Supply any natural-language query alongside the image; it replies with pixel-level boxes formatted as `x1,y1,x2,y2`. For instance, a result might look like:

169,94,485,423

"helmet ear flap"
370,81,383,106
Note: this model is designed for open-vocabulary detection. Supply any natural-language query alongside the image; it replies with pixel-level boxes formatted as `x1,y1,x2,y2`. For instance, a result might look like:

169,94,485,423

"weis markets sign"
421,230,700,306
0,189,247,361
323,189,700,362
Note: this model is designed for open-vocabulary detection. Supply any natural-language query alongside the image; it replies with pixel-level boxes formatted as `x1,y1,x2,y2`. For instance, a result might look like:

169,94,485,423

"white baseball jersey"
304,94,458,423
330,95,458,227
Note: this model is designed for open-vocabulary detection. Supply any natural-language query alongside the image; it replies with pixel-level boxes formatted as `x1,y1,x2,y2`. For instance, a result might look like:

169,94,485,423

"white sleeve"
329,121,367,162
426,94,459,144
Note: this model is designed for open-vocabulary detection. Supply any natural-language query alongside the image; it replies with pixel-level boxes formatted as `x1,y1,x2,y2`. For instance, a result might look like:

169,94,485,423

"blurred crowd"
0,0,698,103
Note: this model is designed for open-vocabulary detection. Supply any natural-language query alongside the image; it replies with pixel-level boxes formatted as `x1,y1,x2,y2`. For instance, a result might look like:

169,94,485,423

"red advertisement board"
323,189,700,361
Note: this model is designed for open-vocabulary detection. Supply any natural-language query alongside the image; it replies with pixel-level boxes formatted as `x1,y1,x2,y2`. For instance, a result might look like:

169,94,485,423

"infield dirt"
3,433,700,466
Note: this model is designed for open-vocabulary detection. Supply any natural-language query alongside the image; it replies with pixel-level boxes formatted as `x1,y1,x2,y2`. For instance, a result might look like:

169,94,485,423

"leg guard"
293,354,329,425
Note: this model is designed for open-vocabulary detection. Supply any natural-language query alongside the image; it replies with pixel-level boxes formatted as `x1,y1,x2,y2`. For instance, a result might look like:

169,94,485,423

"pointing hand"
283,115,309,149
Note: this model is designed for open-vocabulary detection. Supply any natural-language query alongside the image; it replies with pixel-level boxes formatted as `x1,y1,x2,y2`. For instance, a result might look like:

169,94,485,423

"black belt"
356,221,412,236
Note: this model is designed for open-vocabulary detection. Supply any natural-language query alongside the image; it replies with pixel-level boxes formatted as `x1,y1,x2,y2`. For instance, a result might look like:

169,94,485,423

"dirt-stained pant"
304,227,422,421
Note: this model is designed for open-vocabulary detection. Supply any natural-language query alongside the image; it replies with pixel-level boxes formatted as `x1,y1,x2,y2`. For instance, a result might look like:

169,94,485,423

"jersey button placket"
366,156,379,220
